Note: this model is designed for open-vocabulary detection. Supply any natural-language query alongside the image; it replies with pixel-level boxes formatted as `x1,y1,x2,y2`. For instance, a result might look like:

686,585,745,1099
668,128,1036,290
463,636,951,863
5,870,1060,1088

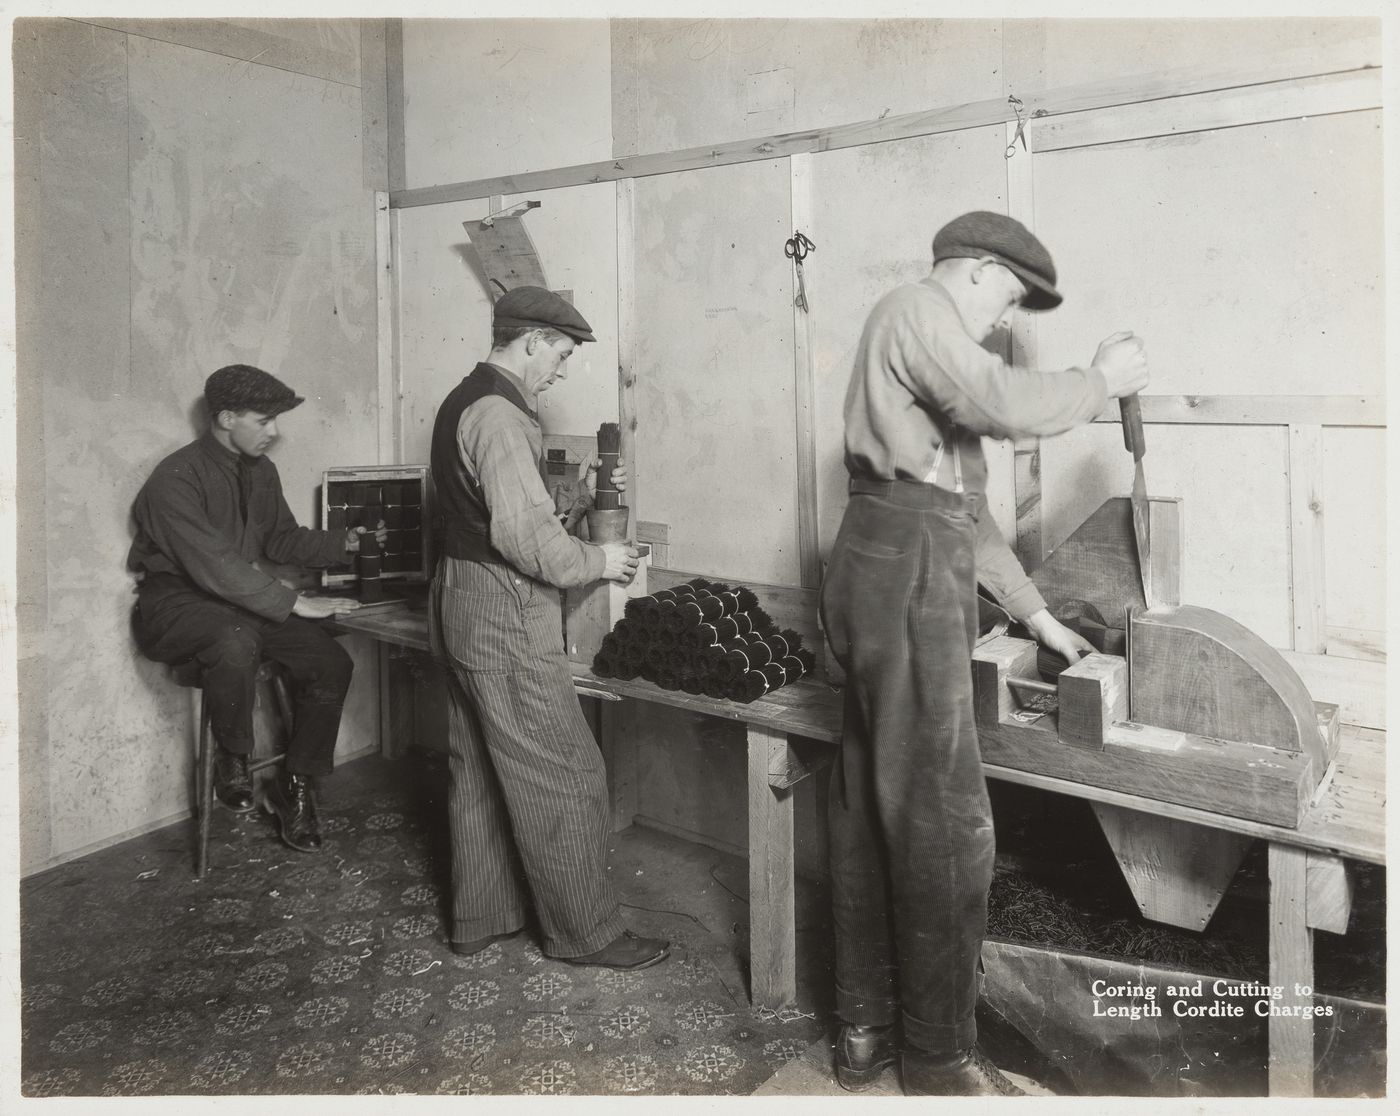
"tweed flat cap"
933,211,1062,311
493,285,596,343
205,364,304,416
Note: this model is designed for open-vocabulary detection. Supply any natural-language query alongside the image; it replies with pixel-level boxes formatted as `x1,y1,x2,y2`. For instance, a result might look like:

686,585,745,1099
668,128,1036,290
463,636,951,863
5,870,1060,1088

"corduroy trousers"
431,556,624,957
818,478,995,1056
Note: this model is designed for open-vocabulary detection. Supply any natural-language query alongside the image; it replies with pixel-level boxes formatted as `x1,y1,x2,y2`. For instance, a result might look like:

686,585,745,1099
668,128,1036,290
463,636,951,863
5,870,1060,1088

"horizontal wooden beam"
1035,68,1380,153
1092,395,1383,428
390,55,1380,209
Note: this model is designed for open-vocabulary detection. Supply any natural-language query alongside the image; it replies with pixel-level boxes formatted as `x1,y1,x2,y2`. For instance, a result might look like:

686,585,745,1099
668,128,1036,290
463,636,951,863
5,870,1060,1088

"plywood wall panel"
1030,17,1378,94
1321,427,1385,635
18,21,382,870
1040,423,1292,646
401,19,612,189
611,18,1004,157
1032,112,1383,399
632,160,798,584
395,184,619,465
807,127,1013,562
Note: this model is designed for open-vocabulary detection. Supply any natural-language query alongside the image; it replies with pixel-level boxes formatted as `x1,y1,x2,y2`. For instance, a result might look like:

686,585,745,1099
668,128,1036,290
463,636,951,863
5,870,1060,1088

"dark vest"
430,363,535,562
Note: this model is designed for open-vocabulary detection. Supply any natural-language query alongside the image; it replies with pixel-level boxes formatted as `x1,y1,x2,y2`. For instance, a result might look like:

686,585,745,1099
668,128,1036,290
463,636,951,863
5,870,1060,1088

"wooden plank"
1005,122,1042,571
1092,805,1253,931
1092,395,1383,428
1325,626,1384,662
1304,852,1353,935
980,713,1313,829
1131,606,1325,768
384,18,406,193
748,725,797,1010
1280,650,1385,731
360,21,389,191
599,697,639,834
1036,68,1381,153
374,192,396,465
1288,424,1327,653
616,178,639,541
390,57,1381,208
789,153,820,589
1267,842,1315,1096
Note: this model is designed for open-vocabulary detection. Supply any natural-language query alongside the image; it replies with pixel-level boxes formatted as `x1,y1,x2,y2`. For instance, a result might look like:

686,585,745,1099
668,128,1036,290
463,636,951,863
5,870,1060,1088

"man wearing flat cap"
820,212,1149,1095
129,364,381,854
428,285,669,971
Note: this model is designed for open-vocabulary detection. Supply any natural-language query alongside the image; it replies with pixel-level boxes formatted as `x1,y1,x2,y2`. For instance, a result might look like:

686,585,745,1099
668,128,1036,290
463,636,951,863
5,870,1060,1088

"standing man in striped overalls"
428,286,669,970
820,212,1149,1094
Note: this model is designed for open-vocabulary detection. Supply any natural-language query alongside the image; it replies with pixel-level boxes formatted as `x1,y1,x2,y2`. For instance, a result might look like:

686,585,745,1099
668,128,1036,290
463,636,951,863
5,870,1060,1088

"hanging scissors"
784,231,815,312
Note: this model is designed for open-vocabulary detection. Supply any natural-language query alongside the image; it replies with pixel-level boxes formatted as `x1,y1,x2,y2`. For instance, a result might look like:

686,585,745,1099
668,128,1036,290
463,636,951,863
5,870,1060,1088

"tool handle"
1119,394,1146,461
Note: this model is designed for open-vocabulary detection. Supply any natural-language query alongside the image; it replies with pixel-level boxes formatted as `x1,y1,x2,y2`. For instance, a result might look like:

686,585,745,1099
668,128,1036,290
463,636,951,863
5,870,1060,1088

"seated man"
128,365,380,853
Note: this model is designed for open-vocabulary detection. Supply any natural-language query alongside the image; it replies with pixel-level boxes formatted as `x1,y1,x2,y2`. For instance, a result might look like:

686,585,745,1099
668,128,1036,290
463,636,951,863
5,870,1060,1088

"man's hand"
1022,608,1094,664
582,455,628,498
293,594,362,619
345,521,389,553
599,541,639,583
1091,331,1149,399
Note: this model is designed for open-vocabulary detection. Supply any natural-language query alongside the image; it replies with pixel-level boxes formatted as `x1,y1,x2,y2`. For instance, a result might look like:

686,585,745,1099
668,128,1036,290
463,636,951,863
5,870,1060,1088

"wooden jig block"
971,635,1040,728
1057,652,1128,750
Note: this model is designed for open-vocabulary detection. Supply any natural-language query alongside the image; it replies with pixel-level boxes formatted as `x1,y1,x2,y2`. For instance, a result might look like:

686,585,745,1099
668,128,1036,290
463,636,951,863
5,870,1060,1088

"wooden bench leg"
598,697,638,834
1268,842,1314,1096
748,725,796,1011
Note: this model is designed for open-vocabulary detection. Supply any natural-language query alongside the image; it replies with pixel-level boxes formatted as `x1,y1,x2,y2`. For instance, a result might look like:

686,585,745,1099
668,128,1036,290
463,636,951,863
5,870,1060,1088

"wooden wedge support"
1031,496,1183,621
1304,851,1353,935
1092,804,1254,930
1057,652,1127,750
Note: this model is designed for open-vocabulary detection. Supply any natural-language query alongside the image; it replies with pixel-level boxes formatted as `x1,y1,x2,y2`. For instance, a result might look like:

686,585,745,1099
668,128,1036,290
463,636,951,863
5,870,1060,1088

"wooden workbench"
331,603,1384,1098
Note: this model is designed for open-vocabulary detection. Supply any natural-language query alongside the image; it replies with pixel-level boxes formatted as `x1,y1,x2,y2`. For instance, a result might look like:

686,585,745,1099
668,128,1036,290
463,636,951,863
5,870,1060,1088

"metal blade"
1131,462,1153,608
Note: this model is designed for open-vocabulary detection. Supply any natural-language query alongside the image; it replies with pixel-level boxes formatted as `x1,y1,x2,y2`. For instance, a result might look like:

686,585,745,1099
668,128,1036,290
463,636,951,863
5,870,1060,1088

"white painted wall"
15,18,385,873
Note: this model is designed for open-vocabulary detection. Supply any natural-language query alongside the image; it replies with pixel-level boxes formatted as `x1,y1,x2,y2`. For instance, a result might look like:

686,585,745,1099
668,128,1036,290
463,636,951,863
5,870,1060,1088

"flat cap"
933,211,1062,311
494,285,596,343
204,364,304,417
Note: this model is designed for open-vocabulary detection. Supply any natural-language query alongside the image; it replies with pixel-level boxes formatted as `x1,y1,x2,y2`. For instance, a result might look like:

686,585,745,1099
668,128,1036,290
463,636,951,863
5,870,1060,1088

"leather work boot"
264,771,323,854
901,1045,1027,1096
835,1022,898,1091
212,748,254,813
560,930,670,971
451,930,521,957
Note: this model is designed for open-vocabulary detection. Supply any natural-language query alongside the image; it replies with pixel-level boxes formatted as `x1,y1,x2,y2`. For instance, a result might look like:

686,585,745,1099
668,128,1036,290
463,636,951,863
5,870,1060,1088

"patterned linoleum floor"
19,753,830,1098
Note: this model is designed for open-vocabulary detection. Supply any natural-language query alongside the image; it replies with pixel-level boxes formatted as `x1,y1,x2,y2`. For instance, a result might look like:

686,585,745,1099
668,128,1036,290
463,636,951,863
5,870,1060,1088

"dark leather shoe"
835,1023,898,1091
559,930,670,971
213,749,254,813
901,1046,1026,1096
263,772,322,853
451,930,520,957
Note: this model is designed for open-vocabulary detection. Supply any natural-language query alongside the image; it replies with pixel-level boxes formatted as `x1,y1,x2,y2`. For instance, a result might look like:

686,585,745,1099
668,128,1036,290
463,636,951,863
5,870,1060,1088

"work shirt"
844,277,1108,619
455,364,605,589
128,433,348,622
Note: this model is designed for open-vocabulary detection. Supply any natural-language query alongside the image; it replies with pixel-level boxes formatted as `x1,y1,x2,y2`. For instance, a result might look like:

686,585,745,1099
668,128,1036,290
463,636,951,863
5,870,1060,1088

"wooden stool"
174,659,295,879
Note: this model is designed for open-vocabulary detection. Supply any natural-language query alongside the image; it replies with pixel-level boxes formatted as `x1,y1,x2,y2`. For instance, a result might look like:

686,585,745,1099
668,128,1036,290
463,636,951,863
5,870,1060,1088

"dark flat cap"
205,364,304,416
933,211,1062,311
494,285,596,343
